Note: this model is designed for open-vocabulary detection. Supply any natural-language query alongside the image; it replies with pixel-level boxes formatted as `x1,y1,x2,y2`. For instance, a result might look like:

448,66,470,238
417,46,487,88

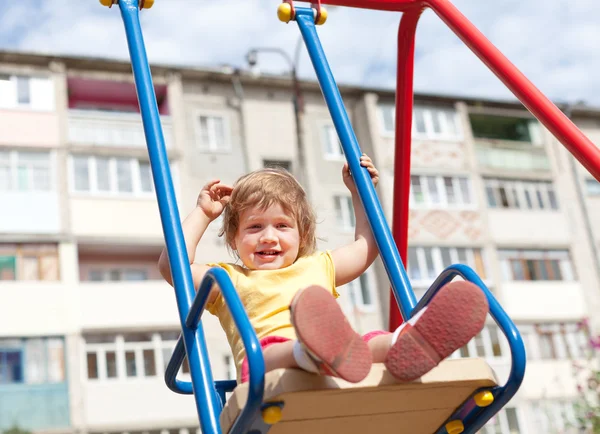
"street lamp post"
246,41,310,195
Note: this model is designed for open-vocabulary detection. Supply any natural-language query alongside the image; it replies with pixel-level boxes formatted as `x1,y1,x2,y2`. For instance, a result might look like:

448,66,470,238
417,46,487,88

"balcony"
475,140,551,173
68,109,173,149
0,383,70,431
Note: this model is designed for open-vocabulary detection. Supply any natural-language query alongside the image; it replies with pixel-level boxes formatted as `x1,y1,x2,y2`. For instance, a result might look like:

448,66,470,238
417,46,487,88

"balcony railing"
0,383,70,431
475,140,550,172
68,109,173,148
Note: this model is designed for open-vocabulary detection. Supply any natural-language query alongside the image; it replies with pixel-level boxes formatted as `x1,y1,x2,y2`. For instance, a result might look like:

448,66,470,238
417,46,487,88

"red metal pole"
389,7,425,331
427,0,600,181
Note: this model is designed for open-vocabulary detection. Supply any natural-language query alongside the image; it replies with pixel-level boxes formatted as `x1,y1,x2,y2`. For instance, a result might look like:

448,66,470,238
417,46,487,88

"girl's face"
233,202,300,270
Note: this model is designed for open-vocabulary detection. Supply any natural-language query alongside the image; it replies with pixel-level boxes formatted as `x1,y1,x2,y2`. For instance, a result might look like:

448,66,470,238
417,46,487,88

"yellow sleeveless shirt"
206,251,339,378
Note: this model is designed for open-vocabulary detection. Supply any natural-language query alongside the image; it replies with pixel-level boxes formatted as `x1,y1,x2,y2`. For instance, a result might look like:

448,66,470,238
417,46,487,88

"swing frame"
101,0,597,433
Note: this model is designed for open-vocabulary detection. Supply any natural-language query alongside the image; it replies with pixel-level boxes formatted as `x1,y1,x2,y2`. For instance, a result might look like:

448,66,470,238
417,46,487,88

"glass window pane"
139,162,153,192
459,178,471,204
510,260,525,280
87,352,98,379
39,255,59,281
0,163,11,190
105,351,117,378
426,176,440,203
0,256,17,280
408,248,421,280
488,327,502,357
547,186,558,209
431,111,442,133
17,164,29,191
440,248,452,268
198,116,210,146
73,156,90,191
46,339,64,382
96,157,110,192
213,117,226,147
125,351,137,377
411,176,424,203
0,350,23,384
485,186,497,207
358,273,372,305
524,189,533,209
423,247,436,278
16,76,30,104
116,158,133,193
444,177,456,204
143,349,156,377
123,269,147,281
414,108,426,133
25,339,46,384
22,256,39,280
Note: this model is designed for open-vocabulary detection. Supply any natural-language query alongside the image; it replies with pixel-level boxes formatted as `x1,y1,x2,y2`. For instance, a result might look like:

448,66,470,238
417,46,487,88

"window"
482,408,522,434
0,150,52,192
322,124,344,159
0,74,54,110
0,337,65,385
70,155,154,196
84,331,187,381
519,323,588,360
532,400,576,433
485,178,558,210
0,243,59,281
224,355,236,380
333,195,355,231
470,114,542,144
410,175,473,208
196,114,229,152
347,269,375,308
585,178,600,196
498,249,574,282
407,246,487,286
263,160,292,171
379,105,461,140
454,325,504,359
88,269,148,281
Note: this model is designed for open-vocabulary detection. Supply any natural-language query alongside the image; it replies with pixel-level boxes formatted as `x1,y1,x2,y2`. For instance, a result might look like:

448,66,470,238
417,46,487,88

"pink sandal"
290,285,372,383
385,280,489,382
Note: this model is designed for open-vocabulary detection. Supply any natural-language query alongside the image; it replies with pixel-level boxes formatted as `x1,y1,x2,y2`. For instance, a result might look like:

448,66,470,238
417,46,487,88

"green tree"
572,318,600,433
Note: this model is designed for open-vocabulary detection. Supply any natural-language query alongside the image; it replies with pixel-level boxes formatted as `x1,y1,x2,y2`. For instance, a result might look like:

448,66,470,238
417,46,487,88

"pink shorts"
240,330,391,383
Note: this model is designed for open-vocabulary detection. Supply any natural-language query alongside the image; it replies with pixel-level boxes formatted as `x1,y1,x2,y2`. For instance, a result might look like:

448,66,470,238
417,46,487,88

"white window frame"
481,407,523,434
378,104,462,141
497,249,575,282
0,73,54,111
517,322,588,361
485,178,558,211
0,149,54,192
194,111,232,153
346,266,377,311
448,324,508,361
68,154,154,198
407,246,489,289
83,331,184,382
409,174,475,209
333,194,355,232
320,122,344,161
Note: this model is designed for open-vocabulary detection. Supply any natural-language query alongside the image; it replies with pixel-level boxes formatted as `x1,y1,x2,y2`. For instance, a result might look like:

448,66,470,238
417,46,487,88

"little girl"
158,155,488,384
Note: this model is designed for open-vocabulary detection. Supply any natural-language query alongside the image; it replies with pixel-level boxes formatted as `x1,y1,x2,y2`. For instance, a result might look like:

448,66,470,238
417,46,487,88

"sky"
0,0,598,106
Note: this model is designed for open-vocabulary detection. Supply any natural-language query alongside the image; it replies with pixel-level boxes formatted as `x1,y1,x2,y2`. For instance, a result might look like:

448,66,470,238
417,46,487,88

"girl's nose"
260,226,277,243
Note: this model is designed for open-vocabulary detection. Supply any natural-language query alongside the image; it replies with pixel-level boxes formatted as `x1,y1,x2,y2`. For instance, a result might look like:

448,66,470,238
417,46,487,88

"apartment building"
0,50,598,434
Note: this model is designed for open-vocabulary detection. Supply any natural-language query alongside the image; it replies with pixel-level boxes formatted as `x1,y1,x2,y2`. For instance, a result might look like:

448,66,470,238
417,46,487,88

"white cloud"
0,0,598,105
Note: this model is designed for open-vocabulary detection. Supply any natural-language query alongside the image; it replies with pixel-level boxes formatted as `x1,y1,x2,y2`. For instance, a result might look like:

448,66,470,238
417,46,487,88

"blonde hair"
219,168,317,259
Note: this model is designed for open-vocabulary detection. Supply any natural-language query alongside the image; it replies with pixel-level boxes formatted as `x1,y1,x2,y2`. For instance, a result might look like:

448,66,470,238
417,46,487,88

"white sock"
391,306,428,345
292,340,320,373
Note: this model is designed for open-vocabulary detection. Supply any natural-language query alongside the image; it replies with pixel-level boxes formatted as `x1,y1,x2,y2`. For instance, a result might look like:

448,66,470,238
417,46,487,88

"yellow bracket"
445,420,464,434
474,390,494,407
277,3,328,25
99,0,154,9
261,405,283,425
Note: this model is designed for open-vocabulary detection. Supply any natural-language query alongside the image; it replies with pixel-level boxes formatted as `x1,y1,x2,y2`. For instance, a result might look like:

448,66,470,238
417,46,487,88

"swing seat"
220,358,498,434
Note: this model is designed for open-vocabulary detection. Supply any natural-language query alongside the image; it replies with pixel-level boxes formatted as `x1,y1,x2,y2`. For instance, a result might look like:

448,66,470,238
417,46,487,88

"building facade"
0,50,598,434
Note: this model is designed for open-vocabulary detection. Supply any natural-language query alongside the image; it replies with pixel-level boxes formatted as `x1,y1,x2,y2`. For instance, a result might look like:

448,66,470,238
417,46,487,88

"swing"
99,0,600,432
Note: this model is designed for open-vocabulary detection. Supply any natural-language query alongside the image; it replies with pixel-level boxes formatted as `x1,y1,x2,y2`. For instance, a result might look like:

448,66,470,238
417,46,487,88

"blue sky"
0,0,598,105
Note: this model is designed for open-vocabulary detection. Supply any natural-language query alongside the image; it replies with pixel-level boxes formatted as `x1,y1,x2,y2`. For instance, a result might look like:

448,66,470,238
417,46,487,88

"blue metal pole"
116,1,221,432
295,8,417,319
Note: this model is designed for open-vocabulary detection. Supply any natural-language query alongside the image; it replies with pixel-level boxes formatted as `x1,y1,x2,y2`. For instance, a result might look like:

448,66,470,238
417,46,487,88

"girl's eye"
248,224,261,229
277,224,288,229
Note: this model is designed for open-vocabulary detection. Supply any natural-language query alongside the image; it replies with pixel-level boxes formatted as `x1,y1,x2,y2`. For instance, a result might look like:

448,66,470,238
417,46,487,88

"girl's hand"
197,179,233,221
342,154,379,194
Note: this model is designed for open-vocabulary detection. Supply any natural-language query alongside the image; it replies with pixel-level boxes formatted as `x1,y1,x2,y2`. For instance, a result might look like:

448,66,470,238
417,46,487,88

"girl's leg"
374,280,488,382
290,285,372,383
262,340,298,371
